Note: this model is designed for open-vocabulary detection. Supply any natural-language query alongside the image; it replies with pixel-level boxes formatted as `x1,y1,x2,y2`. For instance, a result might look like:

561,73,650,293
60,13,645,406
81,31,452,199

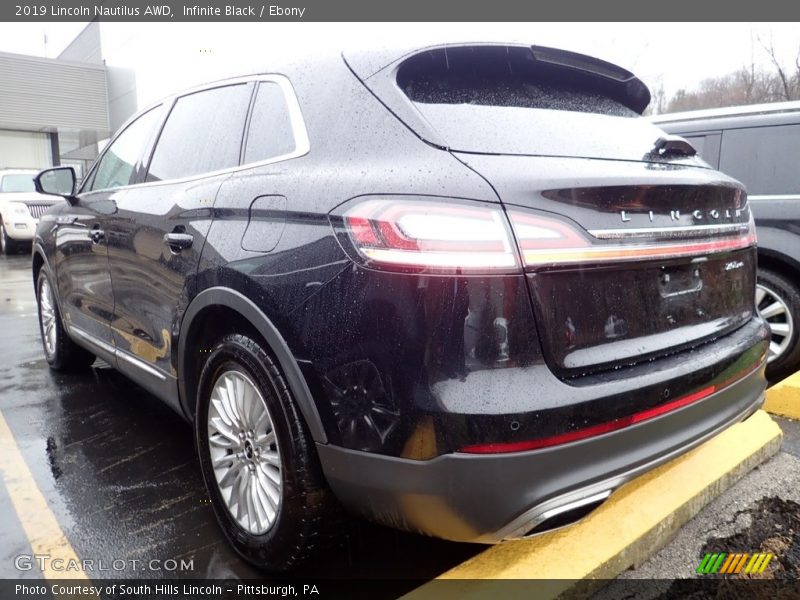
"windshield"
0,174,36,193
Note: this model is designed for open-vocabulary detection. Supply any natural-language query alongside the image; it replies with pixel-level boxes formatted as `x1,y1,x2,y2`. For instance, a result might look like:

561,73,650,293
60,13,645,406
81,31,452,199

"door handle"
90,228,105,244
163,232,194,252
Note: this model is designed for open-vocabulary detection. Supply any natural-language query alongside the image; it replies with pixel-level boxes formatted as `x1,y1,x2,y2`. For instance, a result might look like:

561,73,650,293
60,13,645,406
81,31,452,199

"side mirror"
35,167,78,204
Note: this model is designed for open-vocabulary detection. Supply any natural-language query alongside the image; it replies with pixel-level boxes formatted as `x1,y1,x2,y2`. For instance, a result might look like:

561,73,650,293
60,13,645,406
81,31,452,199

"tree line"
648,38,800,115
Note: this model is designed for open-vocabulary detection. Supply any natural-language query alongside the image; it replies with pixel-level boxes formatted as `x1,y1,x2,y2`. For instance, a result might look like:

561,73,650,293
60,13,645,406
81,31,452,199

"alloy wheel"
756,283,794,363
39,278,57,357
207,369,282,535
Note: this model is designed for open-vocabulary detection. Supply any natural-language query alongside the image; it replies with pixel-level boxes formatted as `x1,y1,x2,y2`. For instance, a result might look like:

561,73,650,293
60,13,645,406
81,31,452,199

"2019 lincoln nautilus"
31,42,769,571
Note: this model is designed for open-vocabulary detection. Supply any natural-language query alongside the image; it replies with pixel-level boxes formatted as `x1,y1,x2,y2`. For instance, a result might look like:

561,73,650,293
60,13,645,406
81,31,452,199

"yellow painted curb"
403,410,782,600
764,371,800,420
0,409,89,581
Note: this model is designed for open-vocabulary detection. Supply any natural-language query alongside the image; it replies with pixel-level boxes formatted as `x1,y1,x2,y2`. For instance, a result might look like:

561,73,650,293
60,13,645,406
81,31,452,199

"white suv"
0,169,64,254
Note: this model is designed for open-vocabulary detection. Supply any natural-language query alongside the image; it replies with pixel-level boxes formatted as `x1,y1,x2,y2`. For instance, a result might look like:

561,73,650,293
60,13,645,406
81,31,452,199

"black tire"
757,267,800,382
36,269,95,371
1,220,18,255
195,333,336,572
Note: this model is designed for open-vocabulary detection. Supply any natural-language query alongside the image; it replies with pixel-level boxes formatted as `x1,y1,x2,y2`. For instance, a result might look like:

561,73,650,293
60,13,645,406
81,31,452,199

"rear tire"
756,267,800,382
36,269,95,371
195,333,336,572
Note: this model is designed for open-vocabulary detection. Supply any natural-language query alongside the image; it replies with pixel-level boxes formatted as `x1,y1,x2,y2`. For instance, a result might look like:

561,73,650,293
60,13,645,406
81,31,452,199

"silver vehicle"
0,169,65,254
654,102,800,381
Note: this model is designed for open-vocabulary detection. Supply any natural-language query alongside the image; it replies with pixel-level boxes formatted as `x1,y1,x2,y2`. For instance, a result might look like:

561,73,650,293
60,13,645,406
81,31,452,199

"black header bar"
3,0,800,22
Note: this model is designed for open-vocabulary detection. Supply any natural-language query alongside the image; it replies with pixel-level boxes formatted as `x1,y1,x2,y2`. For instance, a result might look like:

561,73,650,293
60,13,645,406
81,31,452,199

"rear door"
103,82,253,404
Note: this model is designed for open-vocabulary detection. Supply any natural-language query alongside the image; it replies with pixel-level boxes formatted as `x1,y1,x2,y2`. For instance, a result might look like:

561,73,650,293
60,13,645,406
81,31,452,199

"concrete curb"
402,410,782,599
764,372,800,420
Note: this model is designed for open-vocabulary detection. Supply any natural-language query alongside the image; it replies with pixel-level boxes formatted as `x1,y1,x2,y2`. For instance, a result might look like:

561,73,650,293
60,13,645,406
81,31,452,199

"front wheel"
36,269,95,370
195,333,336,571
756,268,800,382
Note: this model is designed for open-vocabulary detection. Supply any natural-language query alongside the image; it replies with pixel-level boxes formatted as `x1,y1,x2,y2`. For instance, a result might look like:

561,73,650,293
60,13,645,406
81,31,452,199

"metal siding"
57,22,103,64
0,52,109,132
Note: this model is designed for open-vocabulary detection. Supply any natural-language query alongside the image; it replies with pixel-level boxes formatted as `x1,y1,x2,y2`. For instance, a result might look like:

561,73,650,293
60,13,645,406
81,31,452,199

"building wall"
106,66,138,133
0,52,109,133
57,22,103,64
0,130,51,169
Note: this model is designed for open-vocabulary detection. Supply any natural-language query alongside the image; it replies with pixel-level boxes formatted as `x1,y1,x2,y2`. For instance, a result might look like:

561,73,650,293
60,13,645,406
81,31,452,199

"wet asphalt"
3,250,799,592
0,253,479,585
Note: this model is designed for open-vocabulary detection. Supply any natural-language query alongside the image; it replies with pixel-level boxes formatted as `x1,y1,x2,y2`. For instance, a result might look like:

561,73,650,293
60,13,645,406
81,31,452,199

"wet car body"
33,43,768,550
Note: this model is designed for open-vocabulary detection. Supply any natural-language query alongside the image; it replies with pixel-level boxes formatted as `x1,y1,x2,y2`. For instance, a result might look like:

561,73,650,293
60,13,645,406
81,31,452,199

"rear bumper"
317,362,766,543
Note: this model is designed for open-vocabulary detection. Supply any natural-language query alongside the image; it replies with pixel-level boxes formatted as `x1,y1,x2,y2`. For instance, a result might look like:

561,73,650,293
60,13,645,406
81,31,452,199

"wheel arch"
178,287,328,443
32,247,45,286
757,247,800,282
32,243,55,303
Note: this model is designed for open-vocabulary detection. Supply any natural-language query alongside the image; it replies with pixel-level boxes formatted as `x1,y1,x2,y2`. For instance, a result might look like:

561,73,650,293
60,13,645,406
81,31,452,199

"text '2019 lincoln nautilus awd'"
31,43,769,570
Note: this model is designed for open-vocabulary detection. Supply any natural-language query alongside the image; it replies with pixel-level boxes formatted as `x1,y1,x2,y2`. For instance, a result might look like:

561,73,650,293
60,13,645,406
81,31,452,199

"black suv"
32,43,768,571
654,103,800,381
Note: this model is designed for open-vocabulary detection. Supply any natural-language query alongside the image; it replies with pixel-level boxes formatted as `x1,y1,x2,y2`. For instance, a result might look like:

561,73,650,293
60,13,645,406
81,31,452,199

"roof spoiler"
344,42,651,115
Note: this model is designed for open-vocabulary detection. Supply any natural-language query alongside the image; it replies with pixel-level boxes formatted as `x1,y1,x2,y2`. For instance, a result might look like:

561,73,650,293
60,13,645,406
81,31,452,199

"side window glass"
683,133,721,169
719,125,800,195
86,106,163,192
243,82,297,163
685,135,705,156
147,84,251,182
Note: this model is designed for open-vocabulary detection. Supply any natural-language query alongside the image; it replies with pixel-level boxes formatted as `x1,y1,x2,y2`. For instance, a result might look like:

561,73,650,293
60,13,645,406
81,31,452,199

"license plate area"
659,264,702,298
527,249,756,376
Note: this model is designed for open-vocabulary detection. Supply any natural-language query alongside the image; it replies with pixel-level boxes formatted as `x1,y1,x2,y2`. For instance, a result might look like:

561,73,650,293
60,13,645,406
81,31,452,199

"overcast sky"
0,22,798,108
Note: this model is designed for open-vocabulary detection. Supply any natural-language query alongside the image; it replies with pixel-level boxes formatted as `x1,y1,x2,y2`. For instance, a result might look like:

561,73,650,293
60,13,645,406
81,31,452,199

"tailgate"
457,153,756,376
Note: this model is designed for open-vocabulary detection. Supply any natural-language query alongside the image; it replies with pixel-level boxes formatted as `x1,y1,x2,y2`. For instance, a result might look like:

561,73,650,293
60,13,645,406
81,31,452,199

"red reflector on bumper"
459,362,761,454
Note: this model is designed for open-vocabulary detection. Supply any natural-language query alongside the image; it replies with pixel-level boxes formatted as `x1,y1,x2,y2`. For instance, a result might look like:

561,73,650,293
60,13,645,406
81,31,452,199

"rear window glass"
0,174,35,192
398,46,637,118
392,47,664,161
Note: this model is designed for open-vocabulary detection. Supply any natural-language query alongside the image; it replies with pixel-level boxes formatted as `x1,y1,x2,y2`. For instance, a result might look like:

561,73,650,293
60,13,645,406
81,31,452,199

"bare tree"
659,38,800,114
757,33,799,101
644,77,666,116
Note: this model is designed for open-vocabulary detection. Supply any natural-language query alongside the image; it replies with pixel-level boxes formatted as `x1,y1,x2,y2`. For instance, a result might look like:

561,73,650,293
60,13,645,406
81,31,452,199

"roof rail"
651,100,800,123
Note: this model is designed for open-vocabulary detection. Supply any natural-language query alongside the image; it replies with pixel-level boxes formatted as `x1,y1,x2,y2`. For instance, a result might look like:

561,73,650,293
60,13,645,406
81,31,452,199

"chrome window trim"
81,74,310,195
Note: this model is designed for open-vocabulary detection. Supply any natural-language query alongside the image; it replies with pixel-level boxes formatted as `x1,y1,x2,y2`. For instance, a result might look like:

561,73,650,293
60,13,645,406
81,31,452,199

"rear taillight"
508,210,757,269
338,198,518,273
334,197,757,274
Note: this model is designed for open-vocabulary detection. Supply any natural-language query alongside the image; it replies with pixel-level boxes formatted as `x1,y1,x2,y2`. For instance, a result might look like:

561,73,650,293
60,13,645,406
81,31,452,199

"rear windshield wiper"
653,135,697,158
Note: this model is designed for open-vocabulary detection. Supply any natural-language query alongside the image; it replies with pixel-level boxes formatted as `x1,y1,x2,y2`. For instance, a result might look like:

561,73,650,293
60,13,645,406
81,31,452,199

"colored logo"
696,552,774,575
